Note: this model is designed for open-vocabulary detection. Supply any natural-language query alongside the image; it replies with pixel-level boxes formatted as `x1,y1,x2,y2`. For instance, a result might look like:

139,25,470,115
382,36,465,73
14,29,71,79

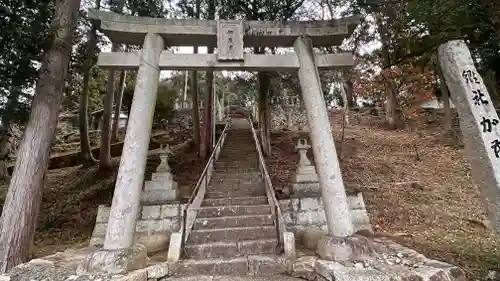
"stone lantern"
292,137,320,197
141,145,179,203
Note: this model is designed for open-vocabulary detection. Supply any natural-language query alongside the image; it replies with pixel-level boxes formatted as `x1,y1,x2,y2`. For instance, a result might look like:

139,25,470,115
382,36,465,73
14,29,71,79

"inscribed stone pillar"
438,40,500,234
293,36,354,237
104,33,165,250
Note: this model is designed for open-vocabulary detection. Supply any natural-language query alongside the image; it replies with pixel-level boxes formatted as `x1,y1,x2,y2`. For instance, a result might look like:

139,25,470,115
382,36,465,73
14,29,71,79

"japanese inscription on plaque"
217,20,244,61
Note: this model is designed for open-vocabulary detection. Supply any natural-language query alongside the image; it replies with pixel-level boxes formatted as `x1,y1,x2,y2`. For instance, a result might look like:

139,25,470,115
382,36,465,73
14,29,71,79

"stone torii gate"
82,10,360,273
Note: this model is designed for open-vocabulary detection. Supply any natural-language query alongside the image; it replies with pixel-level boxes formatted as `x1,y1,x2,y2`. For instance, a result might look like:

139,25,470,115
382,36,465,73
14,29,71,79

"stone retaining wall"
279,193,372,235
90,203,185,253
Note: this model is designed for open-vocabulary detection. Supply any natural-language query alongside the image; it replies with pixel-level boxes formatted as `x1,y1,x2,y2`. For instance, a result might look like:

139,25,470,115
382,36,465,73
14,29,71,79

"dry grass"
268,111,500,279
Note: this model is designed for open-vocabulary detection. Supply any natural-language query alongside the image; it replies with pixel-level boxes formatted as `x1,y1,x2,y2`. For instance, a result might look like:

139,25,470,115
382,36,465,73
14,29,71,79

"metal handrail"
180,118,231,255
247,117,285,253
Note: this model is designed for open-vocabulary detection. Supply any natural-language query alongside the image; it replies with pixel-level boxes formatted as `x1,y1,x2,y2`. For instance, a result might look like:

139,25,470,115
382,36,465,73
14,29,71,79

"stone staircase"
175,118,283,276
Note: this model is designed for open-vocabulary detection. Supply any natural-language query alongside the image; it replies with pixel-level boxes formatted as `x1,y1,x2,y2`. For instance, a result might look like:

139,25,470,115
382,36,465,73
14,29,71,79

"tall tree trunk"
258,70,271,156
203,54,214,159
0,88,20,180
99,61,117,170
111,70,126,141
79,0,101,167
99,0,124,170
191,0,201,155
340,80,350,126
385,87,398,129
192,48,201,156
183,71,189,107
202,0,215,159
344,79,355,108
0,135,10,181
436,58,453,133
436,55,459,145
0,0,80,272
125,89,134,129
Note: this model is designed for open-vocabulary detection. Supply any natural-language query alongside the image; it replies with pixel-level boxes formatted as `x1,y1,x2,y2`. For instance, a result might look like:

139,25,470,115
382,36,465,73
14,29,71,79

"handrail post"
247,116,286,254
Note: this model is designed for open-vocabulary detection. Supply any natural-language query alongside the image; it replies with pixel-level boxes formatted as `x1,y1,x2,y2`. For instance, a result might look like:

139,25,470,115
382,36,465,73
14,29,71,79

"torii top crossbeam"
88,9,360,48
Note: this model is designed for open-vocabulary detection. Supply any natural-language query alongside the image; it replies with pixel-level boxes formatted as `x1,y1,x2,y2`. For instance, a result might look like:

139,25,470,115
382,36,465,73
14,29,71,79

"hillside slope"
268,110,500,279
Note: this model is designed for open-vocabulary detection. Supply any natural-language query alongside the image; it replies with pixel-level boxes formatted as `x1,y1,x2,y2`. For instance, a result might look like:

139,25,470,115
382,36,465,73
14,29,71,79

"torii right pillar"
294,36,363,260
438,40,500,235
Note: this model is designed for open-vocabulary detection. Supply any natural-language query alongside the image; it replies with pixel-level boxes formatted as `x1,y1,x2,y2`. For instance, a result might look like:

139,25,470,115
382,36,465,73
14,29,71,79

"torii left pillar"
79,33,165,274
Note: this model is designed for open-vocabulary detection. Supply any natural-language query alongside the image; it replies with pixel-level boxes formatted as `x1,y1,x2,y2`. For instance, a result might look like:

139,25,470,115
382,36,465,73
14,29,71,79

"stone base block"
302,229,328,251
151,171,174,182
316,235,378,262
167,232,182,263
295,174,319,184
248,255,286,275
280,194,372,237
77,244,149,275
284,232,296,261
292,182,321,197
142,181,179,203
91,232,172,254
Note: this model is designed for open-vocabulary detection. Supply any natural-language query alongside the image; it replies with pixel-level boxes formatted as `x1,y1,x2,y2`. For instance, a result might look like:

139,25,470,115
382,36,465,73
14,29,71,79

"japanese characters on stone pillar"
438,40,500,235
141,145,179,203
292,138,320,197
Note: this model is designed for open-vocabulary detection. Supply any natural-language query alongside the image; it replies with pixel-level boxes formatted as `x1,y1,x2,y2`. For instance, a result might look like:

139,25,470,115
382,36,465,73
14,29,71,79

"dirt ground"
0,145,204,258
268,111,500,280
1,111,499,279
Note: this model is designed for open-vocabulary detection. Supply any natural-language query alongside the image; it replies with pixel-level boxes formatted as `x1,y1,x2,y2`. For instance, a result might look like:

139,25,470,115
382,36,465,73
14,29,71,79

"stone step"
208,179,264,188
210,173,263,183
196,205,271,218
176,257,249,275
214,167,259,172
194,214,274,229
165,275,304,281
216,160,258,163
175,255,285,276
214,165,260,171
187,226,276,244
212,170,261,176
204,190,266,198
223,135,250,138
185,239,278,259
215,159,259,164
201,196,268,207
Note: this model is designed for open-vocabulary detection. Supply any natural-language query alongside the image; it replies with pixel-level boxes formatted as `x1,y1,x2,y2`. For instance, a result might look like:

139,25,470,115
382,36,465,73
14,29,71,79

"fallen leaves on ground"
267,110,500,279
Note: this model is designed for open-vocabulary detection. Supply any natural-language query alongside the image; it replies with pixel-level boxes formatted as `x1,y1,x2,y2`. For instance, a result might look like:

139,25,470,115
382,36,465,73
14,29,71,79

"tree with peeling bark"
99,0,125,170
0,0,52,180
200,0,216,159
191,0,202,156
0,0,81,272
111,69,127,141
78,0,101,167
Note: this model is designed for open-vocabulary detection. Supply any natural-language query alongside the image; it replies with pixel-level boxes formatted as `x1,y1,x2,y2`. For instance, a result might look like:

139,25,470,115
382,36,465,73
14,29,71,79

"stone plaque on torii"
81,10,362,274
